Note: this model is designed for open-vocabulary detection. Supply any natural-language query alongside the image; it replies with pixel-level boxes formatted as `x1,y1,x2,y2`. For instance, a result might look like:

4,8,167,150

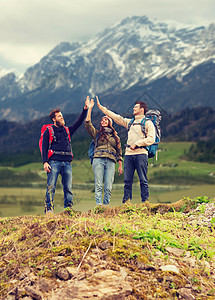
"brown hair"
135,101,148,114
99,119,120,149
49,108,61,121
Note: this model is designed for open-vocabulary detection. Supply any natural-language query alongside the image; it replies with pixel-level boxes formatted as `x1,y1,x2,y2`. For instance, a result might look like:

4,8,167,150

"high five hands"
85,96,98,109
96,96,101,108
84,96,89,109
88,98,95,109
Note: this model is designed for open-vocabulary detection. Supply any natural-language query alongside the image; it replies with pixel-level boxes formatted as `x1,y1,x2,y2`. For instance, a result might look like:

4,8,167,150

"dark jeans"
123,154,149,203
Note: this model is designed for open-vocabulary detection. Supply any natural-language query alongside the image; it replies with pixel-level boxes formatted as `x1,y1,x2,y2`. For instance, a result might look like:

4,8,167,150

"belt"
125,143,158,149
125,144,145,149
53,151,72,155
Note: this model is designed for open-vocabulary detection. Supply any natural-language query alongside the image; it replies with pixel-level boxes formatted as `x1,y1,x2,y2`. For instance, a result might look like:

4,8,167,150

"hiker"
41,98,88,213
85,98,123,206
96,96,155,204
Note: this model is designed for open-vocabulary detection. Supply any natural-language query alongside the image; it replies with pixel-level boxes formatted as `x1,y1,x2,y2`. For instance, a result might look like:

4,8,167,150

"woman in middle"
85,97,123,206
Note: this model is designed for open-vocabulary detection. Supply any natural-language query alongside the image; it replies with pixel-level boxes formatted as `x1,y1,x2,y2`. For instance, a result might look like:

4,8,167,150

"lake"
0,184,214,218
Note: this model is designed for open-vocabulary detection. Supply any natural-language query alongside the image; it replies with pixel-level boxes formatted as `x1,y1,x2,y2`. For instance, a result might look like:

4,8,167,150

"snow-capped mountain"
0,16,215,121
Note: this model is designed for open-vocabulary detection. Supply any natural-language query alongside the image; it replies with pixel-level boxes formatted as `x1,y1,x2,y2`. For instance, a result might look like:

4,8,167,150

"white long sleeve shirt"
99,105,155,156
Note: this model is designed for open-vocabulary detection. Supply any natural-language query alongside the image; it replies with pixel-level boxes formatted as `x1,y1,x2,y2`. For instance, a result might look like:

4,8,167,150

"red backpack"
39,124,71,159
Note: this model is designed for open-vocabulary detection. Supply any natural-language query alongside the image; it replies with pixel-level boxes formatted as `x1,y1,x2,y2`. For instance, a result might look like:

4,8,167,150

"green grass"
156,142,193,162
13,162,43,171
148,142,215,179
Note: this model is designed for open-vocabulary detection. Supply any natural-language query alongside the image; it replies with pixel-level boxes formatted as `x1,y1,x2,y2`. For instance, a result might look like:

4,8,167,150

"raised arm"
69,96,89,135
85,98,98,139
86,98,95,122
96,96,130,128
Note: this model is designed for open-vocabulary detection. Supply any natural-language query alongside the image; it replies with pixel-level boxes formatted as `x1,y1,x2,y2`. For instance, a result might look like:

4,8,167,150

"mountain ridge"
0,15,215,122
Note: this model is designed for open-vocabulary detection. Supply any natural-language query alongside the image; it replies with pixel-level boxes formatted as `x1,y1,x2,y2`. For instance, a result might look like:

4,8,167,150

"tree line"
183,140,215,164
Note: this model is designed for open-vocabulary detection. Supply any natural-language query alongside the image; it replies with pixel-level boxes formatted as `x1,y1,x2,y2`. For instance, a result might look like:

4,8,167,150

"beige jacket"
99,105,155,156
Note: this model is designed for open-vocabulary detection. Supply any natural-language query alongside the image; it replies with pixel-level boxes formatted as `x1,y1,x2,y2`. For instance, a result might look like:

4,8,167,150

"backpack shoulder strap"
127,118,135,131
140,117,151,135
46,125,55,148
94,132,99,148
64,126,71,142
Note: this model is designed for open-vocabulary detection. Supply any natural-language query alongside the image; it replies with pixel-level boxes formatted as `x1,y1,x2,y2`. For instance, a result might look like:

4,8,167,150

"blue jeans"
123,154,149,203
44,160,73,212
92,158,115,205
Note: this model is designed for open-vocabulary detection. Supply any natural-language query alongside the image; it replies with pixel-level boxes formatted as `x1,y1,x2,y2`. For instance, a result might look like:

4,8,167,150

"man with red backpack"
40,98,88,214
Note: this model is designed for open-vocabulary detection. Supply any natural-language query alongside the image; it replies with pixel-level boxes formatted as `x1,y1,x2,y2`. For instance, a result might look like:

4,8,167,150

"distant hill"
0,107,214,157
161,106,215,142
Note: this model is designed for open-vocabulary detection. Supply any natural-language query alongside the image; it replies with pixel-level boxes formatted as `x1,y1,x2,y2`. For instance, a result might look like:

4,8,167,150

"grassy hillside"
0,142,214,186
1,197,215,299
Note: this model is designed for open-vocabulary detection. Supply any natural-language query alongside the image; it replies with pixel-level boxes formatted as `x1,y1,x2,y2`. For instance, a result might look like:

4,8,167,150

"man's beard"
56,120,65,127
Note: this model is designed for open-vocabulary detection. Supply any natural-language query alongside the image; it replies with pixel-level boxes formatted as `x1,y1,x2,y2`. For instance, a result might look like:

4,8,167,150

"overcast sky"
0,0,214,75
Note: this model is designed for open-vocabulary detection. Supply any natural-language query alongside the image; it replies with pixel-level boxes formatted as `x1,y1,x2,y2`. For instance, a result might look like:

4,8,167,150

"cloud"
0,0,214,73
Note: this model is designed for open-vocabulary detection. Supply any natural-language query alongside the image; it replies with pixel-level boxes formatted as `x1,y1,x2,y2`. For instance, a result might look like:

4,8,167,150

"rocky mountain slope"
0,16,215,122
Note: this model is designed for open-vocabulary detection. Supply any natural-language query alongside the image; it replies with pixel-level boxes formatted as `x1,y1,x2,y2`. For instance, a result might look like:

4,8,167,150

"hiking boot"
63,207,74,215
46,210,54,215
141,199,149,206
64,207,73,211
123,199,131,205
